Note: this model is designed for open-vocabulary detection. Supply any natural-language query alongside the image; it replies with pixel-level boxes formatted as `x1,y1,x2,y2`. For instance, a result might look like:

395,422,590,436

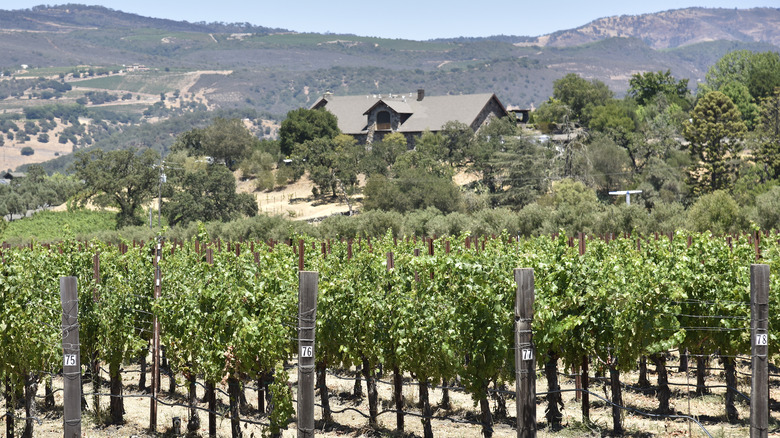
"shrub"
753,186,780,231
20,146,34,156
687,190,746,234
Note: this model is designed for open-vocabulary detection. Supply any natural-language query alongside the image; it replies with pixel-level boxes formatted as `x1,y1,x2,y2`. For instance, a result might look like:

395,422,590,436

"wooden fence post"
515,268,536,438
298,271,318,438
60,276,81,438
750,264,769,438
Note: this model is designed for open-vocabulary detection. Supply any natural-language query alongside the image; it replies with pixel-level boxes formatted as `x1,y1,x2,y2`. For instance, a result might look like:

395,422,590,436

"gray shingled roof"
311,92,506,135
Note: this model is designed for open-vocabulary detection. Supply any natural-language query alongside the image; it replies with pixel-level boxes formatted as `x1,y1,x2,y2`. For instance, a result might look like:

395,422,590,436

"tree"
278,108,339,157
753,186,780,231
628,70,690,107
363,133,463,214
683,91,746,194
532,98,572,133
440,121,474,165
553,73,613,122
542,179,602,234
746,51,780,101
587,99,637,150
173,118,256,171
581,133,632,194
686,190,745,235
720,81,758,128
486,135,550,208
363,171,463,215
71,148,160,228
468,116,520,193
704,50,753,92
361,132,407,176
293,134,363,202
755,88,780,178
163,164,257,226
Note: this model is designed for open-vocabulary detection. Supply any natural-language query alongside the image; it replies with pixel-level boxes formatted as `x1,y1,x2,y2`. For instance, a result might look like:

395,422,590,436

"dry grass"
7,351,780,437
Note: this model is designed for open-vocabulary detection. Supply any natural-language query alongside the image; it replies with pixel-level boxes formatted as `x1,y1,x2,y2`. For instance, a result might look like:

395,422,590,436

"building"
310,89,510,145
2,171,26,180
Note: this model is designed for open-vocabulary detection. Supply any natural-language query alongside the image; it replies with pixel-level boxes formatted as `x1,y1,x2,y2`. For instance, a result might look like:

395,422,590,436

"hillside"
506,7,780,49
0,4,778,174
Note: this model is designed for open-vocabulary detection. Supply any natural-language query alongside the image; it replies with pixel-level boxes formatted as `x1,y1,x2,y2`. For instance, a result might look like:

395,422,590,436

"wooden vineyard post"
515,268,536,438
61,276,81,438
150,242,162,432
205,248,217,437
750,264,770,438
92,252,101,419
298,271,318,438
578,232,589,422
298,239,305,272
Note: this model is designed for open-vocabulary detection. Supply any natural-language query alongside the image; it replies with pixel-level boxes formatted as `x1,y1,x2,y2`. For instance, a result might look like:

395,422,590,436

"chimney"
417,89,425,101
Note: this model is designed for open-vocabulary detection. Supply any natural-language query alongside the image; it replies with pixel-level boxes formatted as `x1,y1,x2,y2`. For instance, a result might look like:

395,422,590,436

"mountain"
515,7,780,49
1,5,779,173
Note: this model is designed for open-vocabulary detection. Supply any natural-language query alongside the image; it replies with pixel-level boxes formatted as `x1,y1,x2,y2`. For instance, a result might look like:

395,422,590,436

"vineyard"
0,230,778,437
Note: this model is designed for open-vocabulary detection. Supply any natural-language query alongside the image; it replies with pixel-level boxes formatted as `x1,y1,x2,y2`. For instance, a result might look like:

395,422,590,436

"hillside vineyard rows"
0,230,778,436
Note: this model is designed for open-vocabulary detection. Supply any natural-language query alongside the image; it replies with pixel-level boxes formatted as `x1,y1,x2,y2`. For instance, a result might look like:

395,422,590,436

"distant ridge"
517,7,780,49
0,3,287,34
0,4,778,123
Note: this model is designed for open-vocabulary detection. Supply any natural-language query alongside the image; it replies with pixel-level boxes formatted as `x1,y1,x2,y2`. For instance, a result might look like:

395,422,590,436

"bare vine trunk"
679,347,688,372
206,381,217,437
362,358,378,428
44,377,55,409
695,355,708,396
187,372,200,433
393,365,404,433
228,376,242,438
109,361,124,424
638,356,651,389
581,355,589,422
419,378,433,438
168,368,176,395
441,378,451,410
479,382,494,438
316,362,332,423
609,363,623,435
721,356,739,423
493,381,507,420
21,372,38,438
353,364,363,397
92,353,100,417
6,376,14,438
138,343,148,392
651,353,671,414
544,352,563,430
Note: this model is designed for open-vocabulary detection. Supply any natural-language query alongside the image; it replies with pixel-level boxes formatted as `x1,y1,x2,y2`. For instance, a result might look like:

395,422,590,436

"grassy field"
74,71,191,94
2,209,117,243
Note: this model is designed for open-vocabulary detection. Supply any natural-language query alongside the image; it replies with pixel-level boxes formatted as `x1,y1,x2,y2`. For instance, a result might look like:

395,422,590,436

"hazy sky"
4,1,779,40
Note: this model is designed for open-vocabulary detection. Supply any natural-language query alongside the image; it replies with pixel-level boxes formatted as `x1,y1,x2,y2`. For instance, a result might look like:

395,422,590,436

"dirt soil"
237,173,354,222
8,352,776,437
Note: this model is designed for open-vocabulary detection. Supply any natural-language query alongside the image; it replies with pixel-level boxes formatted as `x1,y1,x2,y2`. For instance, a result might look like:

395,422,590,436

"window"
376,111,391,130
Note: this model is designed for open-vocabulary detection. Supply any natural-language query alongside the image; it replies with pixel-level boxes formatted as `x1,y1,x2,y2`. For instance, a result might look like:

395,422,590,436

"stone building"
310,89,510,145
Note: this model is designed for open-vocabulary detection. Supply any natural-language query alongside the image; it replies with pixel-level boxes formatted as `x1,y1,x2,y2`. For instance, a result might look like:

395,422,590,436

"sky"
4,1,779,40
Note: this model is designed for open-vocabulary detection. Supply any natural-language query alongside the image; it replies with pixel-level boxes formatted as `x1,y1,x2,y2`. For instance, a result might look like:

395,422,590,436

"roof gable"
311,92,508,135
